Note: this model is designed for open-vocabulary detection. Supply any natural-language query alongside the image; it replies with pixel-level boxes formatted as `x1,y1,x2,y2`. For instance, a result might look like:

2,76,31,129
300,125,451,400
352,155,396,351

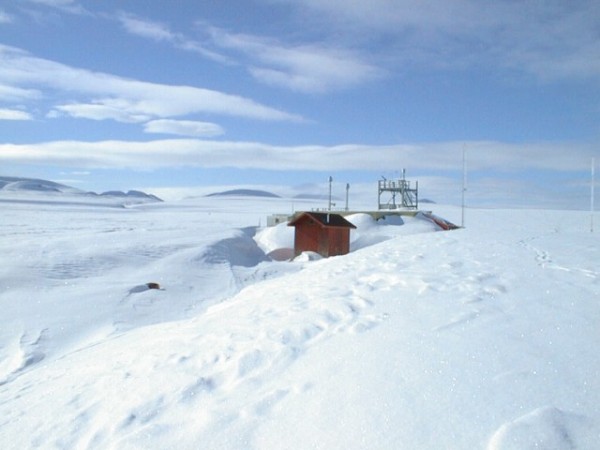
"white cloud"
264,0,600,82
117,13,231,64
0,138,594,173
51,101,152,123
0,10,13,23
267,0,493,32
117,12,176,42
115,2,600,89
0,84,41,102
205,27,384,93
117,14,383,93
0,45,303,122
144,119,225,138
0,108,33,120
25,0,87,14
1,137,595,208
60,170,90,176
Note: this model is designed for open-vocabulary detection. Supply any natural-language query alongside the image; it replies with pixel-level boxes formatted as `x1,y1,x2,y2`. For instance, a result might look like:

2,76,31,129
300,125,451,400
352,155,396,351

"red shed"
288,212,356,258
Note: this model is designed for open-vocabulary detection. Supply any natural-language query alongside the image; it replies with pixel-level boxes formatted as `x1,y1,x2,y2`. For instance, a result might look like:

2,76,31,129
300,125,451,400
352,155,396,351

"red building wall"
291,212,354,258
294,219,322,256
293,222,351,257
326,228,350,256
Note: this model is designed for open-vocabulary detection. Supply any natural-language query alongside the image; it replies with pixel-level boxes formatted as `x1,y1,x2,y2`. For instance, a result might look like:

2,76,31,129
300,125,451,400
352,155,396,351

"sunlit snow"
0,188,598,449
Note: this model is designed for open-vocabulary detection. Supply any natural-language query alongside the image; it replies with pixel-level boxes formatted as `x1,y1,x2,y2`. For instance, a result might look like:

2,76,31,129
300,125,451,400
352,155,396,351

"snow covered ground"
0,191,598,449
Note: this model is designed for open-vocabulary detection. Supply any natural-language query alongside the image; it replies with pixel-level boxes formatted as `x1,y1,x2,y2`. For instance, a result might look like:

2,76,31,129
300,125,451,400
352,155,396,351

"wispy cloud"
60,170,90,176
25,0,88,15
117,12,174,42
0,108,33,120
144,119,225,138
0,84,41,102
116,12,383,93
49,101,152,123
0,45,303,123
2,136,595,209
266,0,600,82
117,13,230,64
0,9,14,23
115,1,600,95
0,138,594,173
203,26,384,93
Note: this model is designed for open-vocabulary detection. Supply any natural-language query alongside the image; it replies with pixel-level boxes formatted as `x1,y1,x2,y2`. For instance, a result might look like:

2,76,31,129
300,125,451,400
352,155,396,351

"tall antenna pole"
461,145,467,228
591,157,595,233
328,176,333,211
345,183,350,211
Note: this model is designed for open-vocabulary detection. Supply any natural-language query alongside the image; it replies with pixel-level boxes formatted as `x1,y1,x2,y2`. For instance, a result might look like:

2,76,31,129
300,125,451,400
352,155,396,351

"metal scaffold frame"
378,170,418,210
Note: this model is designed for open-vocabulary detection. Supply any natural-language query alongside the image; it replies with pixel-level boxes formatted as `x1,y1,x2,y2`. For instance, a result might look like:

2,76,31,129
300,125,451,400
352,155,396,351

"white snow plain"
0,192,599,449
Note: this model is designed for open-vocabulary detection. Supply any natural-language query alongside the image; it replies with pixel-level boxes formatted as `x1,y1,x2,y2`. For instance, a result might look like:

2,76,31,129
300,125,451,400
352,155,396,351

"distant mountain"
420,199,436,204
88,190,162,202
0,176,83,194
0,176,162,203
207,189,281,198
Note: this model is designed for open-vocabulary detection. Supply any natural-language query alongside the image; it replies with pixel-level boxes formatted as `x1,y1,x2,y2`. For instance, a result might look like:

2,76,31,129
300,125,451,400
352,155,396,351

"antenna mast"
592,158,595,233
328,176,333,211
345,183,350,211
461,145,467,228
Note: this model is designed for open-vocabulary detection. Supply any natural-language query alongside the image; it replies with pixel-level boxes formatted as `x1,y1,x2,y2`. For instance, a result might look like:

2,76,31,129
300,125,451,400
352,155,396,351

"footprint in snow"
487,406,596,450
253,388,289,416
349,313,389,334
0,329,49,386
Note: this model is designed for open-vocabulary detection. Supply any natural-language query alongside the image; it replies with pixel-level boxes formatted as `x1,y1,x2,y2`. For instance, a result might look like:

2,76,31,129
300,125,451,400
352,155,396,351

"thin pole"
345,183,350,211
461,145,467,228
328,176,333,211
592,158,595,233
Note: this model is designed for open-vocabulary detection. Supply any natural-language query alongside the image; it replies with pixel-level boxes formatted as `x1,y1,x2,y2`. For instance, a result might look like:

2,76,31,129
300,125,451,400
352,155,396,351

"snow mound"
254,222,294,254
487,407,596,450
347,213,440,251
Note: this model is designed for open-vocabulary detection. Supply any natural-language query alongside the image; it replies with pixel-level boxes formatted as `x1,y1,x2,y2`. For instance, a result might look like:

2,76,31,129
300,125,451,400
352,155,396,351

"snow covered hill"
0,196,598,449
207,189,281,198
0,175,83,194
0,176,162,206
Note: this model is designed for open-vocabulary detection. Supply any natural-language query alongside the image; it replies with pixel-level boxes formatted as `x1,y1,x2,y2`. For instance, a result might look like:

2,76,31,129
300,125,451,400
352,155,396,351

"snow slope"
0,196,598,449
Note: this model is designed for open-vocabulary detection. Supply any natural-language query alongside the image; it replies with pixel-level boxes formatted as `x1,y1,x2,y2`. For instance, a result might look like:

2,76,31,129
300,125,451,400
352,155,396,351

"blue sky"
0,0,599,208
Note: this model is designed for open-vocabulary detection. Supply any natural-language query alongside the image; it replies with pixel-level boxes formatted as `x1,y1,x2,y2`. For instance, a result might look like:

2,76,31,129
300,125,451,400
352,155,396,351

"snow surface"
0,193,599,449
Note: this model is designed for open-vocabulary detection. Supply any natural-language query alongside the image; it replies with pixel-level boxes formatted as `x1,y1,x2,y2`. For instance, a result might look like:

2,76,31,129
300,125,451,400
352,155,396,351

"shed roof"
288,212,356,229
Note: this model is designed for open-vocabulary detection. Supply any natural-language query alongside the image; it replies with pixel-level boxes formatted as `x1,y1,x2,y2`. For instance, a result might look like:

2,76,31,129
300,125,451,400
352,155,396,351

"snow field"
0,197,599,449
